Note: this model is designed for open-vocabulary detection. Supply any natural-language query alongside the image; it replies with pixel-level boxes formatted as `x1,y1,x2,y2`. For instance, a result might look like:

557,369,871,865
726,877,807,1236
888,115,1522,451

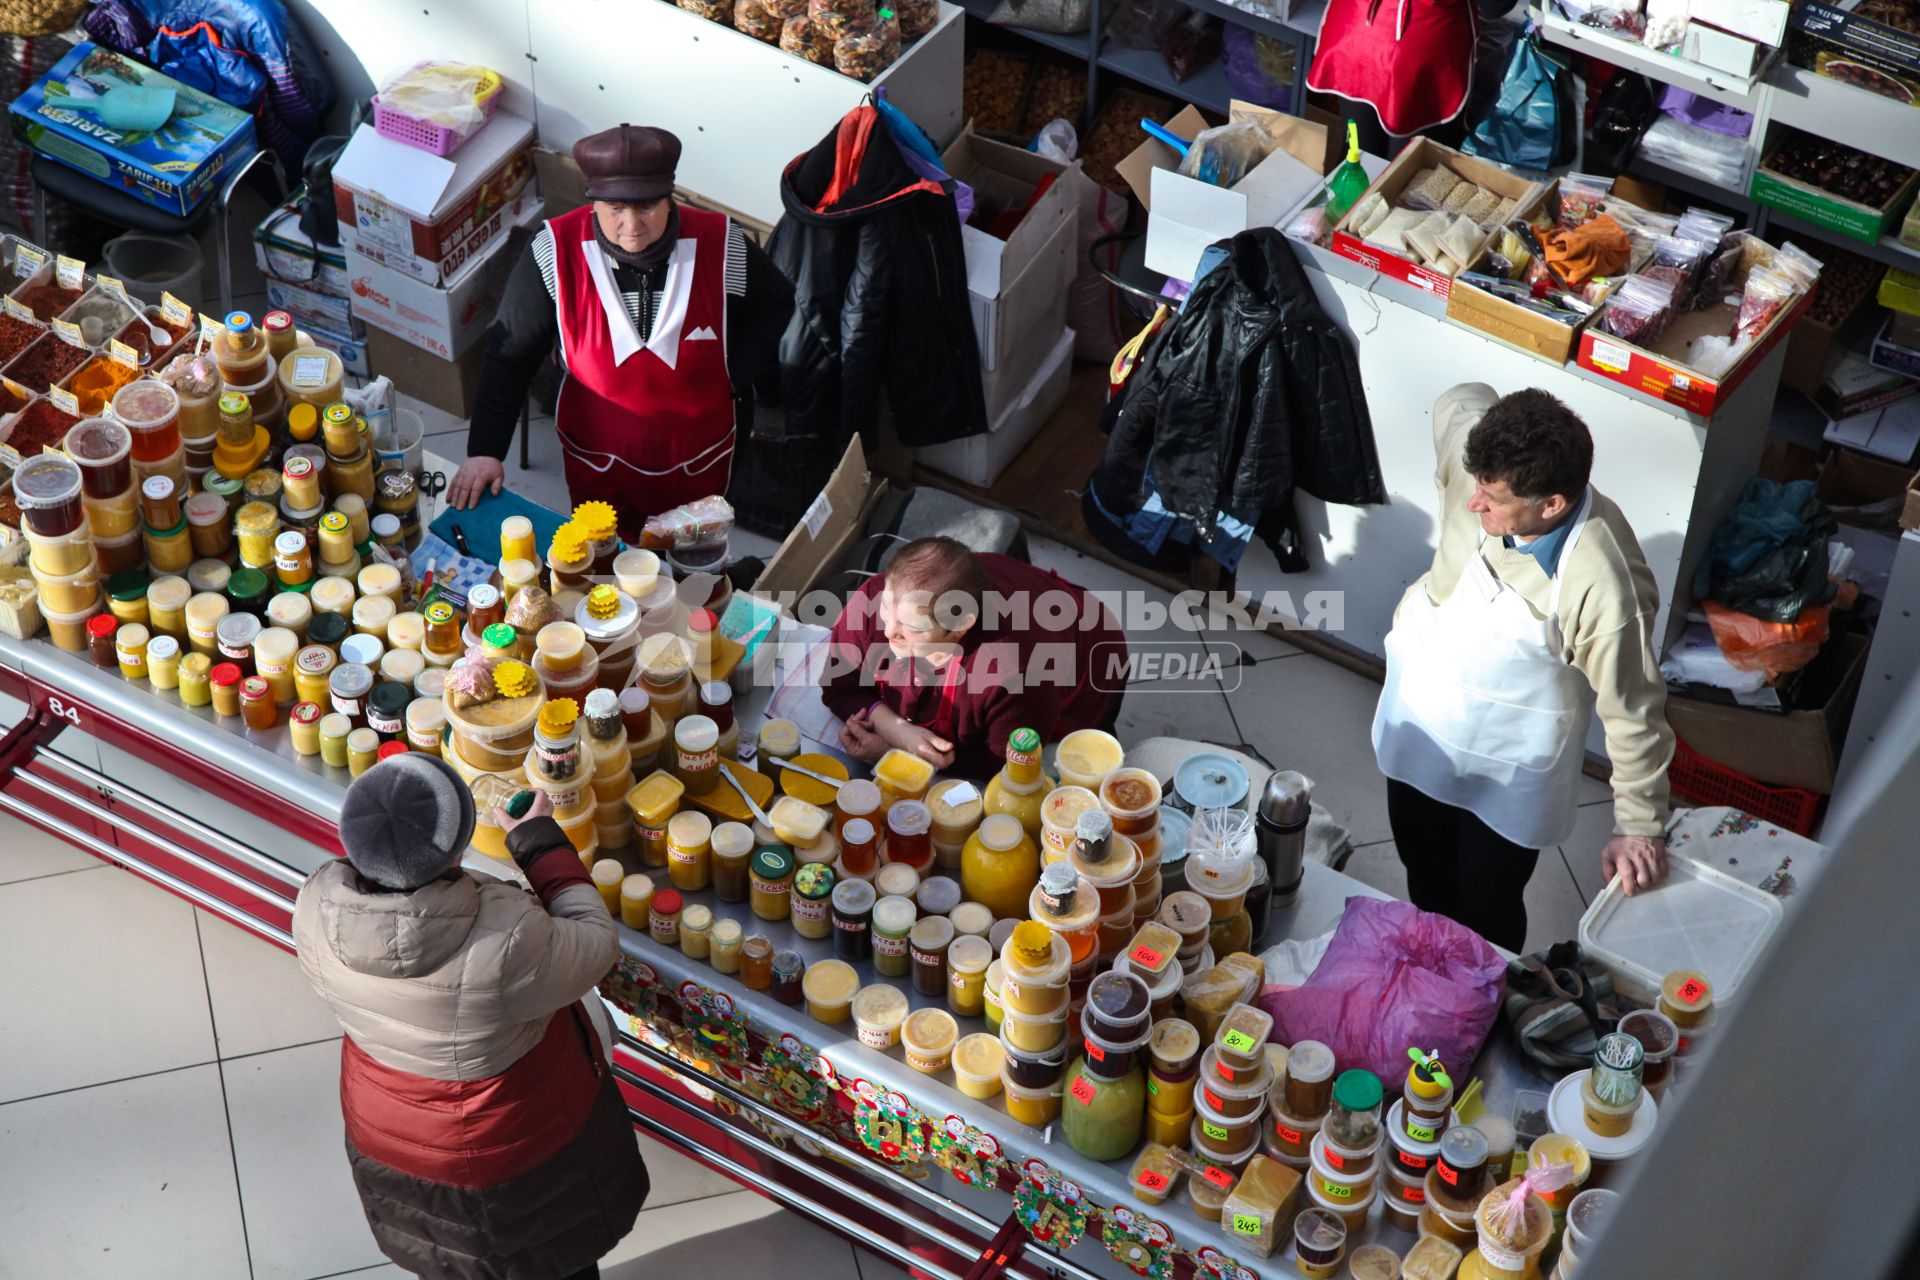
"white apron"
1372,495,1594,849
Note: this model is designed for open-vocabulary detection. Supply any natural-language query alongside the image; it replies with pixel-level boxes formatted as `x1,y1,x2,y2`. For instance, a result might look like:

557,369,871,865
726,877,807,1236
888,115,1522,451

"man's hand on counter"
1603,834,1668,897
839,709,888,761
449,456,506,509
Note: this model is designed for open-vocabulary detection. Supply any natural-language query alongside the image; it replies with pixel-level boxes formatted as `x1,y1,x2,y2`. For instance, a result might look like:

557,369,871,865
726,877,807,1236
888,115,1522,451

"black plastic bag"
1585,72,1659,176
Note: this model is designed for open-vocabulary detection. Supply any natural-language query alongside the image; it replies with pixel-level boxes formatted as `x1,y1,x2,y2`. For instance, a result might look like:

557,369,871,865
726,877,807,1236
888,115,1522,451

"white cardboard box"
1685,0,1790,45
1684,21,1766,75
942,124,1078,373
980,223,1071,422
332,110,538,287
1117,104,1337,283
345,203,535,360
919,326,1075,488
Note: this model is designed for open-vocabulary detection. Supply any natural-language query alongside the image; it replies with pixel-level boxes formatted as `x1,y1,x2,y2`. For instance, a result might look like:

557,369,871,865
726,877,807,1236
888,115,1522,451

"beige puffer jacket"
295,861,617,1081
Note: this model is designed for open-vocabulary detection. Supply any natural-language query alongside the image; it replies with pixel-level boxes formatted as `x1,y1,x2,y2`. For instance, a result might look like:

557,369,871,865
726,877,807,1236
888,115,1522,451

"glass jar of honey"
750,846,796,921
240,676,276,730
666,811,712,892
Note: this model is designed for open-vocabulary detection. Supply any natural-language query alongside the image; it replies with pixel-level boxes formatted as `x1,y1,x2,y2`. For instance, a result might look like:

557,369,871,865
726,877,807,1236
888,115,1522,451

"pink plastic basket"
372,69,502,157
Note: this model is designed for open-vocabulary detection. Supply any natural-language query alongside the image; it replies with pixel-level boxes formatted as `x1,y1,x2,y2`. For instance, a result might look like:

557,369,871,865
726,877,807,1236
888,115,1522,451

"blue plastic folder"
428,487,570,568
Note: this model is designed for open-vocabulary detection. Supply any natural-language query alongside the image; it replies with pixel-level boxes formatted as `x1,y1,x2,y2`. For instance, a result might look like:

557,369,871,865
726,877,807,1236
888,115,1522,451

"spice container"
1268,1095,1324,1161
1618,1008,1678,1100
1197,1045,1271,1118
853,984,909,1049
902,1008,958,1074
909,914,955,997
802,958,858,1024
1187,1162,1238,1222
1129,1143,1183,1205
947,933,992,1017
1658,969,1715,1060
1309,1128,1379,1205
831,877,875,961
871,894,916,978
1194,1088,1264,1164
1284,1039,1337,1118
749,845,795,920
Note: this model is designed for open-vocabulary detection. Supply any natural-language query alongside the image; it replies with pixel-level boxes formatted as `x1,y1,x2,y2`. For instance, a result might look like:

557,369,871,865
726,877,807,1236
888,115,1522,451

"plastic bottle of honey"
983,728,1055,845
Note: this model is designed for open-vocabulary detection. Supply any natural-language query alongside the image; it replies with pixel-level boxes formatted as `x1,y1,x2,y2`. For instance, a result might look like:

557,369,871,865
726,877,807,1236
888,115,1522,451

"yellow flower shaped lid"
549,521,589,565
585,584,620,620
492,659,536,699
571,500,618,542
537,697,579,736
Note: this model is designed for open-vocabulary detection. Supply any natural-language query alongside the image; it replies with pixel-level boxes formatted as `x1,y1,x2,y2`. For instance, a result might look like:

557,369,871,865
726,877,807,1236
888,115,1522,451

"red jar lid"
688,609,716,635
652,888,684,916
291,702,322,725
377,741,410,760
87,614,117,639
240,677,270,700
210,662,242,687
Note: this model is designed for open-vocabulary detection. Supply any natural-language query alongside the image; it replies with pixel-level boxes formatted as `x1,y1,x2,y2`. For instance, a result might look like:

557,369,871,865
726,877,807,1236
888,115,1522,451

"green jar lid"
1333,1069,1384,1114
206,474,243,499
1008,726,1040,755
369,681,412,718
752,846,795,882
794,861,836,900
277,576,314,595
145,515,188,539
227,567,269,602
482,622,518,649
107,569,150,602
308,611,349,647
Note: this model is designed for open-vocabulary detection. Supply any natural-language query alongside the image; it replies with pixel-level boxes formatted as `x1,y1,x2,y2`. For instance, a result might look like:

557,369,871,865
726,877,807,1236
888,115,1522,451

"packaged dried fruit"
810,0,876,39
781,12,835,59
736,0,784,39
833,9,899,78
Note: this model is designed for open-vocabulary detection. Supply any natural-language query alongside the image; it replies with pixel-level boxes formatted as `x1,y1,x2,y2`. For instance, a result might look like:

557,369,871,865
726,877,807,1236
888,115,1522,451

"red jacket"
820,554,1126,779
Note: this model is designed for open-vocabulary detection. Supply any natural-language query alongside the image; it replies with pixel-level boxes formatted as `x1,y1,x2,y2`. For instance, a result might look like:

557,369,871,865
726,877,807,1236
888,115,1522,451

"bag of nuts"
781,12,836,62
809,0,877,39
736,0,785,41
834,6,900,79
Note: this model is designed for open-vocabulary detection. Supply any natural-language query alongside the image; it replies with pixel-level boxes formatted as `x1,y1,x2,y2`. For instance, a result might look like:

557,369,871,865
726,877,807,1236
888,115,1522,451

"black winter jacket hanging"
767,105,987,448
1096,229,1385,570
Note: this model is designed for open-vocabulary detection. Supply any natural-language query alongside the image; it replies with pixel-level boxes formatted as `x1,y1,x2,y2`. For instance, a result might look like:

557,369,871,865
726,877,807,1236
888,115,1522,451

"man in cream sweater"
1372,383,1674,950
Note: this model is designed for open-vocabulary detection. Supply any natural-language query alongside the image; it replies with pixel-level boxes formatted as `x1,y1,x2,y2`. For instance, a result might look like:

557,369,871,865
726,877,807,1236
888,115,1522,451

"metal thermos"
1256,771,1313,912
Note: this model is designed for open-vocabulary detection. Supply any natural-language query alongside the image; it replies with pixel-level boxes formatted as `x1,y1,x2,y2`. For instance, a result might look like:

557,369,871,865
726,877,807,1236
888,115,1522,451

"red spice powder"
0,312,44,366
4,334,90,393
12,281,82,322
4,397,81,455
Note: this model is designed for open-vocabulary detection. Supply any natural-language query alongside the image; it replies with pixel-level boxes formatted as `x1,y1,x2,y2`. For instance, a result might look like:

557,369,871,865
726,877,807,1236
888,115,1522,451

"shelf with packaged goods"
1096,39,1233,114
1177,0,1327,43
952,0,1092,58
1764,65,1920,175
1753,208,1920,273
1626,151,1758,212
1533,4,1776,108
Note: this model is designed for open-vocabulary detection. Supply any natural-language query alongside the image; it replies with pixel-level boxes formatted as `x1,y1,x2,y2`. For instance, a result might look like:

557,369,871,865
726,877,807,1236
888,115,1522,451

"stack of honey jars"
523,695,600,858
1189,1002,1274,1178
213,311,283,437
997,920,1073,1125
317,400,373,503
442,649,545,858
17,451,101,651
580,688,633,852
1142,1015,1201,1147
1097,763,1164,931
1292,1066,1383,1233
1379,1049,1460,1231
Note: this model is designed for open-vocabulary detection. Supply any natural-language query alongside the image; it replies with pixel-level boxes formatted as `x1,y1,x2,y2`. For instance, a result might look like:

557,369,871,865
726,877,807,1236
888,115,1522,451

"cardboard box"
1685,22,1766,75
333,111,537,287
1576,244,1814,416
1819,350,1920,417
1869,315,1920,380
1330,137,1539,303
303,320,371,381
981,264,1069,423
752,435,890,602
1817,446,1917,516
1823,394,1920,461
1667,633,1870,793
1118,104,1339,283
265,273,361,340
1688,0,1791,45
920,326,1075,487
942,123,1077,374
1789,0,1920,86
346,206,533,360
1443,181,1606,365
9,43,257,217
365,325,485,418
1750,148,1920,246
254,198,350,295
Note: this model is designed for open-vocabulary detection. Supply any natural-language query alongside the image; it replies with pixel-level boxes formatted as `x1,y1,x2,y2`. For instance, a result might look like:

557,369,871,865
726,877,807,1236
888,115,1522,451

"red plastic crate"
1669,738,1822,836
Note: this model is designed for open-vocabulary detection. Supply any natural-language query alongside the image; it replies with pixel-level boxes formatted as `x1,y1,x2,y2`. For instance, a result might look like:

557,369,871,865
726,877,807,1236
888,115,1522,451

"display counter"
0,619,1548,1280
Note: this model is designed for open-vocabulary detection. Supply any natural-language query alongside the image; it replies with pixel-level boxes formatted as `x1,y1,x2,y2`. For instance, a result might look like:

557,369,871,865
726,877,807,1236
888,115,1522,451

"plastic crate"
372,64,503,158
1669,738,1822,836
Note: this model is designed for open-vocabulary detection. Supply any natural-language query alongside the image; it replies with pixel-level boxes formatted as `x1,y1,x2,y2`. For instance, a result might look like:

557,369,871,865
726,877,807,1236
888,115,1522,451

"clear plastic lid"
111,378,178,429
977,812,1024,850
832,876,876,914
1287,1040,1336,1084
65,417,130,465
712,821,755,857
872,894,917,933
14,452,81,508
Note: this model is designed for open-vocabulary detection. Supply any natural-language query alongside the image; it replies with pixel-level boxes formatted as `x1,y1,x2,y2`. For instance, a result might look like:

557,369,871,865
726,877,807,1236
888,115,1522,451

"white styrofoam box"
1685,0,1790,45
981,279,1070,424
944,124,1079,374
1683,21,1765,75
919,327,1075,487
345,203,534,360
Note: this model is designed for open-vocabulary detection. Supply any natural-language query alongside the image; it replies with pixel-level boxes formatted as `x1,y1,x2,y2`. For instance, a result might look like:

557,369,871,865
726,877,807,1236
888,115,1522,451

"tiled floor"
0,537,1598,1277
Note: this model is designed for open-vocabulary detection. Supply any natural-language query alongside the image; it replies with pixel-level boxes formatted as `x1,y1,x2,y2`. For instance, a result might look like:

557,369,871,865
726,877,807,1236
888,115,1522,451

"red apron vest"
548,203,735,537
1307,0,1477,138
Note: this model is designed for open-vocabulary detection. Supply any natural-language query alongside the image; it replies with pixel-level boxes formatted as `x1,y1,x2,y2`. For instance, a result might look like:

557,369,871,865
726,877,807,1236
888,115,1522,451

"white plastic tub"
1578,852,1783,1004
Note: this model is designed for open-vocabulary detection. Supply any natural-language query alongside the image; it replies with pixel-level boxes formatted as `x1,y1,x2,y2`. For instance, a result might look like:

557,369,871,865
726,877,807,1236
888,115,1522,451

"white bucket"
103,232,204,307
374,405,425,476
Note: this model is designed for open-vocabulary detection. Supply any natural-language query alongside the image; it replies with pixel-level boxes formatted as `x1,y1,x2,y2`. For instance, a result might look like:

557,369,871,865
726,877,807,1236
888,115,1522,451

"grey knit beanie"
340,753,476,891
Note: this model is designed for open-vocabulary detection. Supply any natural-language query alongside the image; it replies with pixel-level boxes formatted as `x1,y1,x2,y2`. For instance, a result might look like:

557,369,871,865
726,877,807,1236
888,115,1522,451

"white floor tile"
1558,799,1621,904
196,909,345,1061
222,1038,383,1280
634,1130,749,1208
0,866,215,1103
1342,840,1409,900
0,1064,249,1280
1523,853,1591,957
1026,534,1222,669
1115,682,1241,751
1229,656,1395,847
601,1190,861,1279
0,812,103,885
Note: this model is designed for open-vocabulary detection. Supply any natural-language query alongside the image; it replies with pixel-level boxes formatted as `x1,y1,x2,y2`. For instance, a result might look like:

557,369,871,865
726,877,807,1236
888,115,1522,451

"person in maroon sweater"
820,538,1127,779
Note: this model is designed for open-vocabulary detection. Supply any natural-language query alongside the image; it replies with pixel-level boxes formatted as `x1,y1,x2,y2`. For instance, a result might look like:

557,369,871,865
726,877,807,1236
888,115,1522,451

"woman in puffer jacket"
295,753,649,1280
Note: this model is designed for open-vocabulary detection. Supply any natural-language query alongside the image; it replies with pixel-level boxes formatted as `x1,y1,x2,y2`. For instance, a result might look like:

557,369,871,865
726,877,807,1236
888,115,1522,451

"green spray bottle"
1325,120,1371,222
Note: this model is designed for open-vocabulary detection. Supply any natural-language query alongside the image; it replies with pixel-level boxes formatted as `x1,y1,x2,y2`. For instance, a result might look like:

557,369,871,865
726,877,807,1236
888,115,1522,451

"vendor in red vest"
820,538,1128,777
450,124,793,537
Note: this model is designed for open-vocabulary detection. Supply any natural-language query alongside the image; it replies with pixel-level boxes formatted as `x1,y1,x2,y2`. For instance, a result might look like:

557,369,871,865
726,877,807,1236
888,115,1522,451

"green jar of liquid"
1060,1058,1146,1161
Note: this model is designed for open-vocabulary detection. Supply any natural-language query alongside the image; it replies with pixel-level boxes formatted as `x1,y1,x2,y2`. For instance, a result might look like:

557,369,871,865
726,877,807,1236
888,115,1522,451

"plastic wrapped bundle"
679,0,734,20
1406,211,1453,264
1459,188,1502,228
781,12,835,60
736,0,785,40
1403,166,1462,210
1442,182,1479,215
1438,216,1485,271
810,0,877,39
1367,207,1425,254
1346,192,1388,235
1601,273,1681,343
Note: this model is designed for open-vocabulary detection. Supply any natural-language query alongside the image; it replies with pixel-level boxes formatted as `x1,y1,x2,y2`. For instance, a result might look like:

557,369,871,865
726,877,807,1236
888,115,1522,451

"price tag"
1202,1120,1228,1142
1438,1162,1459,1186
1085,1039,1106,1063
801,488,832,539
1405,1184,1427,1204
1137,1170,1169,1193
2,376,31,402
1273,1121,1301,1145
1676,977,1708,1005
2,295,34,322
1322,1181,1354,1200
49,385,79,416
14,244,47,279
1407,1120,1437,1143
1221,1029,1257,1054
54,255,85,290
96,274,125,297
161,292,193,326
1217,1060,1235,1082
1589,336,1631,373
292,352,331,387
1145,1078,1159,1097
1202,1085,1224,1111
51,319,85,348
1130,943,1164,968
1201,1165,1234,1190
1070,1076,1097,1106
200,313,225,341
1231,1213,1262,1238
1325,1149,1345,1171
108,340,140,369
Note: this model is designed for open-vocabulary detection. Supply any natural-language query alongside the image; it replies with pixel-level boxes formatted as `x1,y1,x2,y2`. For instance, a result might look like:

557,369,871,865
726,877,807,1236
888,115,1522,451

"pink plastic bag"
1261,897,1507,1083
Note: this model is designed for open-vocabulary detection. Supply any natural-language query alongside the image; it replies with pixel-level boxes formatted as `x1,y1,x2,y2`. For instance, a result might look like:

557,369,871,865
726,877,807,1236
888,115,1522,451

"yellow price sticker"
1408,1122,1437,1142
1202,1121,1228,1142
1322,1181,1353,1199
1231,1213,1262,1237
1222,1030,1257,1054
